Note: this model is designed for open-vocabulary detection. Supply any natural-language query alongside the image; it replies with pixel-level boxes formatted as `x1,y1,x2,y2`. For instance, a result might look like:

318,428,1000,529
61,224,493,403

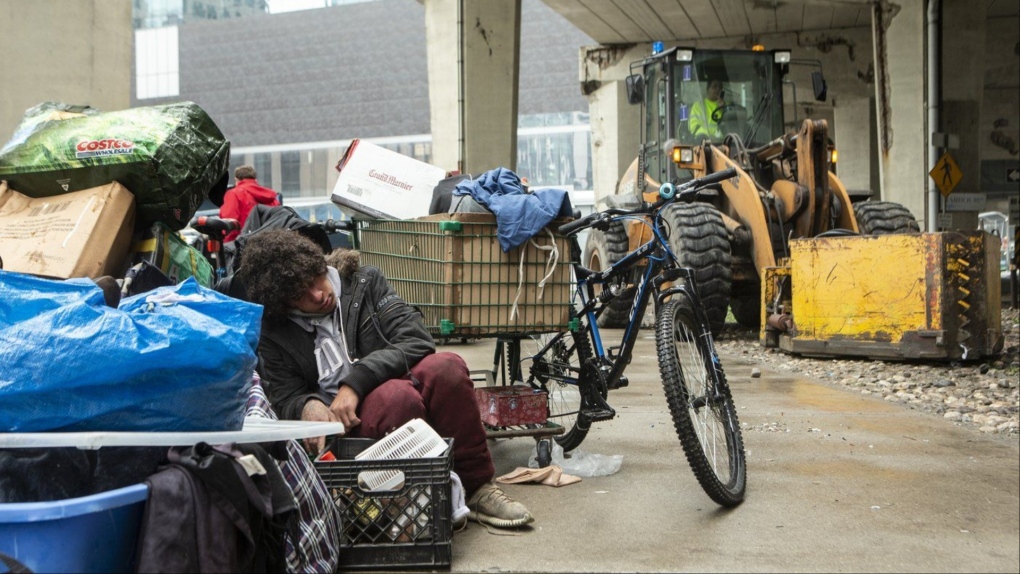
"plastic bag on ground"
528,442,623,477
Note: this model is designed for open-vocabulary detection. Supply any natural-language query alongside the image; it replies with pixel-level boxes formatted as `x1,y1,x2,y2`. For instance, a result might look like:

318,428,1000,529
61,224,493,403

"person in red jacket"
219,165,281,242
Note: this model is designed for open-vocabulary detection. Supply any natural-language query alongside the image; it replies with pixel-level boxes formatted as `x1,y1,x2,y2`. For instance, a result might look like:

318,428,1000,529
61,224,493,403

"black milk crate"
313,437,453,570
353,213,575,338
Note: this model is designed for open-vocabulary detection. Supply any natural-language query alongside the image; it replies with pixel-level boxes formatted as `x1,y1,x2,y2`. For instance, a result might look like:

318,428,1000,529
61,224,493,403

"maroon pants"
350,352,494,496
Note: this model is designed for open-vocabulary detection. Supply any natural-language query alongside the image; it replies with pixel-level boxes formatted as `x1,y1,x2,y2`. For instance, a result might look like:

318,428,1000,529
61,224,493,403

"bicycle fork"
655,266,728,414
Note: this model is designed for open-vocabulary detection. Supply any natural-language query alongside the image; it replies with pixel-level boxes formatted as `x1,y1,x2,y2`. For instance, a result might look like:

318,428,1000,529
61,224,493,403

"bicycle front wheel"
655,297,746,507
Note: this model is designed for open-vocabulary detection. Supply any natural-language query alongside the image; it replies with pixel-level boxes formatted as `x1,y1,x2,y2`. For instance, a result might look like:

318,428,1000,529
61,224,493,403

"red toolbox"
475,386,548,427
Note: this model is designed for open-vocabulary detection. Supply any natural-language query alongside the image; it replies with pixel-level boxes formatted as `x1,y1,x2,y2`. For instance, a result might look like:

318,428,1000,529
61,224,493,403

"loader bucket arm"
827,171,860,233
794,119,857,235
693,144,777,274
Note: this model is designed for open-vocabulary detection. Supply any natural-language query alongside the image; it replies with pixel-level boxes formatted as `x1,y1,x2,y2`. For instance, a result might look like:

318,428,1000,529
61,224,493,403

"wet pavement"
438,329,1020,573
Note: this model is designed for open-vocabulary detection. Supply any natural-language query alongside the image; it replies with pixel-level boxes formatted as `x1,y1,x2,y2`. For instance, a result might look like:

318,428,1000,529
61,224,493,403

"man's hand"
301,399,338,454
330,385,361,430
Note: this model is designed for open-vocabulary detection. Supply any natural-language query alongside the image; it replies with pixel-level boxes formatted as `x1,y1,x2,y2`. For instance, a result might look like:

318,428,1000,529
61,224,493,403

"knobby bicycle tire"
524,329,600,452
655,296,746,507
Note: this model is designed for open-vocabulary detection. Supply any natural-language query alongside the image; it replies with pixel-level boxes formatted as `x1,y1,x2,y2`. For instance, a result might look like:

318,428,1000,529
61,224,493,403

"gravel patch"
716,307,1020,439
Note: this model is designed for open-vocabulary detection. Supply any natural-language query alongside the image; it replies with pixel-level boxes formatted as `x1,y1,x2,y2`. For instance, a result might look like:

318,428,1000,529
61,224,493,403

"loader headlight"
774,50,791,64
676,49,694,62
672,145,694,165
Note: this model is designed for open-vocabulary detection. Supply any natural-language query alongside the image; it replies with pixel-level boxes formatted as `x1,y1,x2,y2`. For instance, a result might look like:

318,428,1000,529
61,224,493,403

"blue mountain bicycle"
511,167,746,507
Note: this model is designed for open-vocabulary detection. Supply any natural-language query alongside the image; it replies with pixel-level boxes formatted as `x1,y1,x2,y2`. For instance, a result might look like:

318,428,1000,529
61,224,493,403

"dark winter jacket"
256,250,435,421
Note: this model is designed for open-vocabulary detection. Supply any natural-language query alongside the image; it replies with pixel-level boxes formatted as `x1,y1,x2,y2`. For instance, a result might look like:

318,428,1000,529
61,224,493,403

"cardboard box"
475,387,548,427
0,181,135,279
330,139,446,220
355,212,574,337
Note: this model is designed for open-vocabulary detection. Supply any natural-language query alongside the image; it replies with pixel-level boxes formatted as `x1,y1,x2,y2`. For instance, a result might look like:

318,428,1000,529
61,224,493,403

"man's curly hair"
237,229,327,321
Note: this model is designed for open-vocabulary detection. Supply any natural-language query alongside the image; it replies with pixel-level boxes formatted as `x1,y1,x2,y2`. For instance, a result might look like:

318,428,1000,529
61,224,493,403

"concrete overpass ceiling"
541,0,1015,44
987,0,1019,17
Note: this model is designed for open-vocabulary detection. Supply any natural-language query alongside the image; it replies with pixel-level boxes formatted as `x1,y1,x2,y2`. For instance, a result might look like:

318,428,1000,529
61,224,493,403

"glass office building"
131,0,594,206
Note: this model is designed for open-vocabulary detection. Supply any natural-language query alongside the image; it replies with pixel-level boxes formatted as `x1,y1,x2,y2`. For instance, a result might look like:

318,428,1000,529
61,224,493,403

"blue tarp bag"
0,270,261,433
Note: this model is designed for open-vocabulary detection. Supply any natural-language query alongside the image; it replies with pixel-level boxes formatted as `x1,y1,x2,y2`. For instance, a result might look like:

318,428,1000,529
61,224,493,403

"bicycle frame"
516,169,746,505
530,201,720,394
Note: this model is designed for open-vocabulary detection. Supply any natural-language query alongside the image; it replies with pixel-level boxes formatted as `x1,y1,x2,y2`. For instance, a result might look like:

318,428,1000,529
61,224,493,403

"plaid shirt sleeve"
246,373,342,574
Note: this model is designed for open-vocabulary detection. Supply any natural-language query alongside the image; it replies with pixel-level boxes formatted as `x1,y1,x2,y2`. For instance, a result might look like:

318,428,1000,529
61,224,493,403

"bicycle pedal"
584,406,616,422
608,376,629,389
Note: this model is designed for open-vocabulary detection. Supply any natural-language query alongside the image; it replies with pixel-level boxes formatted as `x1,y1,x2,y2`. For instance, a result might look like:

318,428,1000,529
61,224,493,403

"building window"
227,154,246,186
135,26,179,99
254,153,273,187
281,151,301,194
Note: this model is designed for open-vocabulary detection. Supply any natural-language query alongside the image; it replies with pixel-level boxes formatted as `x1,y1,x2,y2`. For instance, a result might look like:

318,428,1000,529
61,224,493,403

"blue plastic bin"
0,483,149,573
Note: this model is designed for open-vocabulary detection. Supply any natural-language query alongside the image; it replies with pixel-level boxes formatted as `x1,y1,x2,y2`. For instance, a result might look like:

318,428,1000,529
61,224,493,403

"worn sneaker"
466,482,534,528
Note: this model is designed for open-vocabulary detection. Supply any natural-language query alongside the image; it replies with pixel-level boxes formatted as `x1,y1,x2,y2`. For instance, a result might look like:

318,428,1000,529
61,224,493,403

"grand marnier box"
330,139,446,220
0,181,135,279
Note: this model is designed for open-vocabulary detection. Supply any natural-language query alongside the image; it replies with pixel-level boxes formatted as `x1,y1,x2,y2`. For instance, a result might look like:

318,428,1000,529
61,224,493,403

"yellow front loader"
587,45,1002,360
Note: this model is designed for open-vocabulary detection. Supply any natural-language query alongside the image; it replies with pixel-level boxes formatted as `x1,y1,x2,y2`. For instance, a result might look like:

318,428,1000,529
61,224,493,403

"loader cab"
627,47,788,187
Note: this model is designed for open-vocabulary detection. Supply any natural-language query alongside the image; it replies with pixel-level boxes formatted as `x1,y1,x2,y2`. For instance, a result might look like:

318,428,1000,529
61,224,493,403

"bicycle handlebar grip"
190,216,239,236
558,213,594,235
698,167,738,187
321,219,356,233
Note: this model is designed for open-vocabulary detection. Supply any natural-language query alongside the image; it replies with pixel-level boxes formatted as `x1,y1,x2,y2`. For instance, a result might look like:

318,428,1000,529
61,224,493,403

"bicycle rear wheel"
655,296,746,507
519,330,600,452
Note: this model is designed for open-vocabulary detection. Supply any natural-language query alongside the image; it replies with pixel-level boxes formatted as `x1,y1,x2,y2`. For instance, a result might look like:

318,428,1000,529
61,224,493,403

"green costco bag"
0,101,229,232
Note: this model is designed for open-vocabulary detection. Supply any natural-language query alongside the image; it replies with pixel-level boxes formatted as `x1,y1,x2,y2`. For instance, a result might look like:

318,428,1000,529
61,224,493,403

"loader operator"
238,229,535,529
688,78,726,139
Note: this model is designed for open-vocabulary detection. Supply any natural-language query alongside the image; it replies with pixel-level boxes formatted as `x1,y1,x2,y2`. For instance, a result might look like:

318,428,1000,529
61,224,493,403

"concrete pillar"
425,0,520,175
0,0,132,139
581,44,645,208
871,0,927,224
939,0,986,231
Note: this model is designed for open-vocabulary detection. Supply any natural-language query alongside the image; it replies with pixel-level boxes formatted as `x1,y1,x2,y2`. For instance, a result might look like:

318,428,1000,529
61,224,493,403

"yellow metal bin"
761,231,1003,360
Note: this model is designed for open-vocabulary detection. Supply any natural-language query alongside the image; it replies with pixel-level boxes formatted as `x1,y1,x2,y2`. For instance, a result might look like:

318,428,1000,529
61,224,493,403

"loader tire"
853,201,920,235
662,202,732,337
584,221,632,328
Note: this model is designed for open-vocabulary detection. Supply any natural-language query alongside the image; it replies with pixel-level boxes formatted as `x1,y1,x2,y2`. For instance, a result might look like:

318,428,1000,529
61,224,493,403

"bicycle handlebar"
188,215,355,239
662,167,738,200
557,167,738,235
320,219,355,233
558,212,597,235
189,215,240,238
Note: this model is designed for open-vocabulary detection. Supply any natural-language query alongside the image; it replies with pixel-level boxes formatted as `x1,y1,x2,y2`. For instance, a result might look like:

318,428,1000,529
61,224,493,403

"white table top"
0,417,344,450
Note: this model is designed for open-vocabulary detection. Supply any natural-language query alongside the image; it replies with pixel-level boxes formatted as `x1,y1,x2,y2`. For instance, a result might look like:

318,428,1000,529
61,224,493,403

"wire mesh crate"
313,437,453,570
354,213,575,338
